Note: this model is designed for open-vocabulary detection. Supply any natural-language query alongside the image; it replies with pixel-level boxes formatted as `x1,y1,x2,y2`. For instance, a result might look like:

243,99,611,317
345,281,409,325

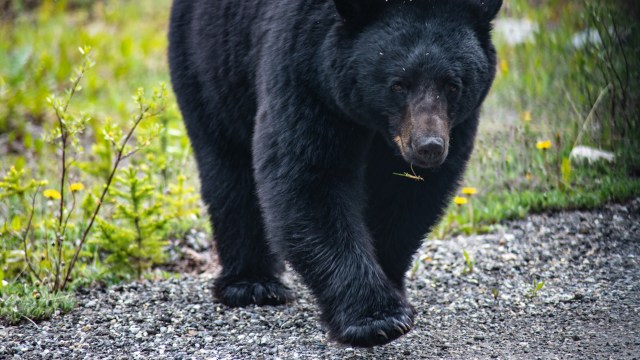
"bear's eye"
391,82,406,93
448,83,459,93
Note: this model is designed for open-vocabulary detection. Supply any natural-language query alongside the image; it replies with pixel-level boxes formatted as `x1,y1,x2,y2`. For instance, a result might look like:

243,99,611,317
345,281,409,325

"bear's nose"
415,137,445,163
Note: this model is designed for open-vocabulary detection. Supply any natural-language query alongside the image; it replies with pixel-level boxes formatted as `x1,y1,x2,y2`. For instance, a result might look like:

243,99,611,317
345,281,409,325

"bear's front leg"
253,109,414,347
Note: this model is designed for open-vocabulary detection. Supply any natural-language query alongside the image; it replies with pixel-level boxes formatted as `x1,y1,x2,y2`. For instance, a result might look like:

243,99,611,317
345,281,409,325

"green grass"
434,0,640,236
0,282,75,325
0,0,639,323
1,0,204,323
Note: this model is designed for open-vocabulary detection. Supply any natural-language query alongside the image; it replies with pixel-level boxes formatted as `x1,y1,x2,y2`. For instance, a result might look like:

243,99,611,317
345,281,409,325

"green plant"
461,250,475,275
0,48,168,294
92,166,169,279
430,0,640,238
0,283,75,325
527,277,545,298
490,287,500,302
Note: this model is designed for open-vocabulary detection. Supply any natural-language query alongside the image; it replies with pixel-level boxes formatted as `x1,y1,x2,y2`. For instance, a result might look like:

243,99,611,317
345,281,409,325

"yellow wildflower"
536,140,552,150
43,189,61,200
461,187,477,196
70,183,85,192
521,111,532,123
499,59,509,75
453,196,468,206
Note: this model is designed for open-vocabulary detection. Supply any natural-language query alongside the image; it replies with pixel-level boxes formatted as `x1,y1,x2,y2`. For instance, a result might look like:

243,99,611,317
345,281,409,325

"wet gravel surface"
1,199,639,359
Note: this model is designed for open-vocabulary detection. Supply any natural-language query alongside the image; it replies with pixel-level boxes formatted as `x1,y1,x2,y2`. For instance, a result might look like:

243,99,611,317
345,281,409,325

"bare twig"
590,10,625,112
21,186,43,283
20,314,39,328
61,191,77,237
563,89,582,123
60,105,152,291
571,84,612,151
51,58,89,292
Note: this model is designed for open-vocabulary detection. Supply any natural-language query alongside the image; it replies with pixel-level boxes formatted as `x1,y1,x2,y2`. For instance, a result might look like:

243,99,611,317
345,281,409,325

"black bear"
169,0,501,347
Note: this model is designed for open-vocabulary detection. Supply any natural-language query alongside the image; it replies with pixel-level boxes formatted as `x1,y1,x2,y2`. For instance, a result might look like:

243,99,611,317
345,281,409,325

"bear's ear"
469,0,503,23
333,0,384,28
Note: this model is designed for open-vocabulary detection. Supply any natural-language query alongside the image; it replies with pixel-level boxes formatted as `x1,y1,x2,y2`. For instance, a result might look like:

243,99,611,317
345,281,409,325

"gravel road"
1,199,639,359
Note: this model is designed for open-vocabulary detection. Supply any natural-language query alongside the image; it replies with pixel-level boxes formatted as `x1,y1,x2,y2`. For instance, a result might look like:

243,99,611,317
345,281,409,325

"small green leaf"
11,216,22,232
561,157,572,184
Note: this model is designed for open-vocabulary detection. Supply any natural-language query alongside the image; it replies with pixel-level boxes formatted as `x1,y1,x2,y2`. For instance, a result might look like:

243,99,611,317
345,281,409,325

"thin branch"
571,84,612,151
564,90,582,123
53,132,66,292
121,147,144,161
610,15,630,90
20,314,39,328
63,65,87,113
591,11,624,99
134,217,143,279
51,58,89,292
21,186,43,283
60,105,151,291
61,191,77,237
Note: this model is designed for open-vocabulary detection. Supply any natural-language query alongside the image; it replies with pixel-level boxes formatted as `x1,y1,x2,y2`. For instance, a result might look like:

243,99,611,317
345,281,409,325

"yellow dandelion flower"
536,140,552,150
461,187,477,196
43,189,62,200
499,59,509,75
453,196,468,206
70,183,85,192
521,111,532,123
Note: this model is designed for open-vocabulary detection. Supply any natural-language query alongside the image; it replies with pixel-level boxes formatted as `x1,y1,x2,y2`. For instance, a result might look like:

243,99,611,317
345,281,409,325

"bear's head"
332,0,501,168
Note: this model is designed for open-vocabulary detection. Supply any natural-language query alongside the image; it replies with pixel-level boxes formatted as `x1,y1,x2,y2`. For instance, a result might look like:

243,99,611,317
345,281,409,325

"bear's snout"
413,136,447,167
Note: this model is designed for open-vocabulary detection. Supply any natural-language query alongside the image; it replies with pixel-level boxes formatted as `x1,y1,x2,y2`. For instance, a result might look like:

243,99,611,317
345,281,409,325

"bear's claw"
331,306,415,347
214,277,294,307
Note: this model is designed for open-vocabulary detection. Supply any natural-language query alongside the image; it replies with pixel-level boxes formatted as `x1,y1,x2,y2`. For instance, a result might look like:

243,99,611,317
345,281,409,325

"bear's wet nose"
415,137,445,163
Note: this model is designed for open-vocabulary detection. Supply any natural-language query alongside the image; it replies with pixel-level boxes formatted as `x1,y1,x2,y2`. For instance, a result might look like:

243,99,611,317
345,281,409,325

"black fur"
169,0,501,347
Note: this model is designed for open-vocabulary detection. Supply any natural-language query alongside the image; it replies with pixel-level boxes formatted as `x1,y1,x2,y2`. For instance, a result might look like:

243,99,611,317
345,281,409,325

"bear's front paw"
330,302,416,347
214,277,294,307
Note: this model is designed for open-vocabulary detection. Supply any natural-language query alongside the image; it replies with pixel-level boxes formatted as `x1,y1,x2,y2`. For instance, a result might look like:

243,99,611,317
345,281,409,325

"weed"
462,250,475,275
490,287,500,302
527,278,545,298
0,283,75,325
0,49,168,295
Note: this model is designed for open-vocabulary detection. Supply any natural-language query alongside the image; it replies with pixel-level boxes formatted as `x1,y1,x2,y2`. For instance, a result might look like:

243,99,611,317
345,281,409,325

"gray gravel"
1,199,639,359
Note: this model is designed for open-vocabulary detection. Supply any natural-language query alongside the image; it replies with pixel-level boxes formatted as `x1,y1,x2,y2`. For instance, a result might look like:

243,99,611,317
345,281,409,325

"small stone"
260,336,270,346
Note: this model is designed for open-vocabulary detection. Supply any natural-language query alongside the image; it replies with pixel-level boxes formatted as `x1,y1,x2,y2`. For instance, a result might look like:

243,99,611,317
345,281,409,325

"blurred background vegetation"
0,0,638,323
